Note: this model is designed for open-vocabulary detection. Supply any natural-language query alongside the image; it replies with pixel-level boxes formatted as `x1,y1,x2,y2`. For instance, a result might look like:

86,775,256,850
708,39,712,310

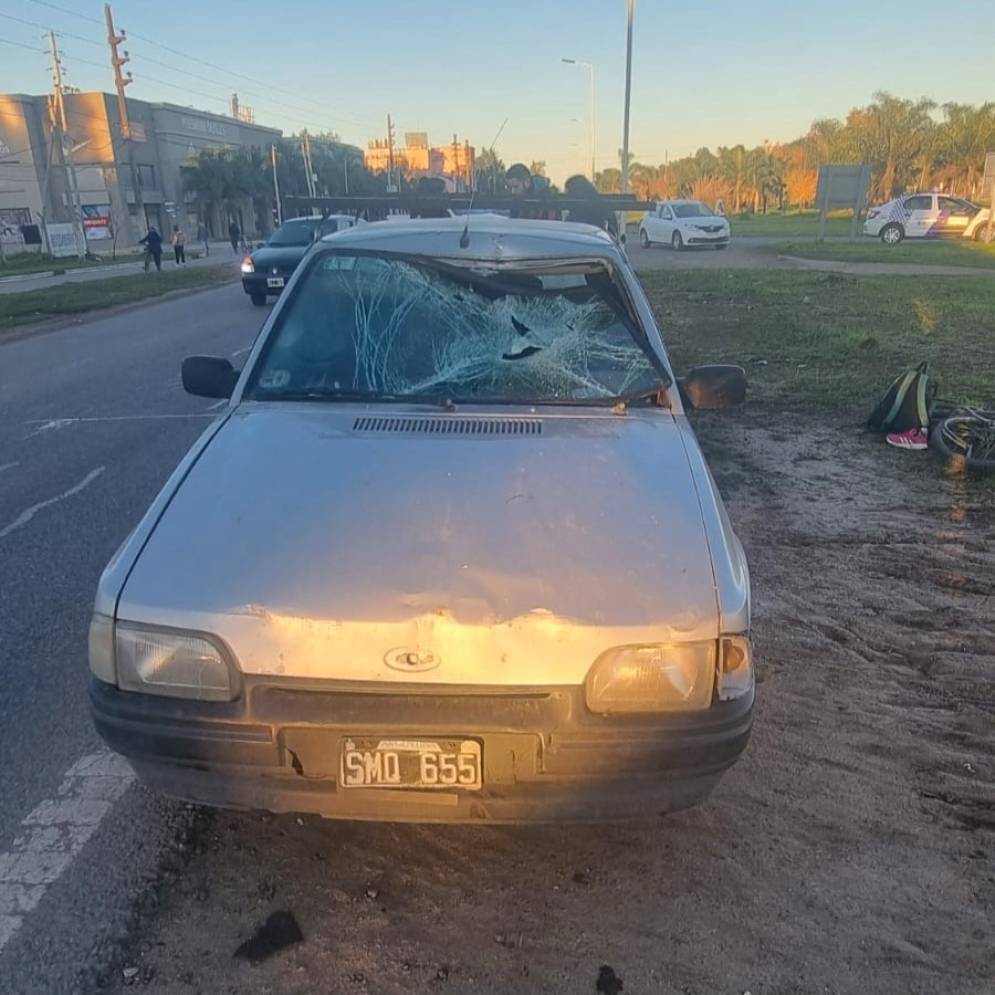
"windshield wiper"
611,386,670,413
253,388,456,409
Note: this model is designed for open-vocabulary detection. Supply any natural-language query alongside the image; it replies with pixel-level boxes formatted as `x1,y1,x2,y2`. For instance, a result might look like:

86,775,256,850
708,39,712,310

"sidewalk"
0,241,241,295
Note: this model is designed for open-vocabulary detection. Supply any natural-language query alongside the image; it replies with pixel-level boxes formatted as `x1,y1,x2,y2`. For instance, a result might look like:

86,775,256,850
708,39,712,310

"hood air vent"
352,416,542,436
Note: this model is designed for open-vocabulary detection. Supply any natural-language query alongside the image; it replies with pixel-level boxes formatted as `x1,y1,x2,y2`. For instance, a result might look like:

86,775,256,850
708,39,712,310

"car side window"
938,197,968,214
661,207,673,220
904,195,933,212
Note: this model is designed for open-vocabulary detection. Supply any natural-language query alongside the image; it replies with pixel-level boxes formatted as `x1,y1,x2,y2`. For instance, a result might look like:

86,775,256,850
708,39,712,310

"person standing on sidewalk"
171,225,186,265
228,219,241,254
139,227,163,272
197,220,209,256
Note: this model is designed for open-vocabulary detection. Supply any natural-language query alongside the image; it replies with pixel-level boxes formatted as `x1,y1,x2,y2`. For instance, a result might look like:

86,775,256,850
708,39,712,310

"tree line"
182,134,387,234
594,92,995,211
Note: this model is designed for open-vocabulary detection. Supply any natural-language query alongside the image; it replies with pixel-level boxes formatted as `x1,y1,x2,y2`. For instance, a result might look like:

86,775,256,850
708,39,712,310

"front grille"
352,416,542,436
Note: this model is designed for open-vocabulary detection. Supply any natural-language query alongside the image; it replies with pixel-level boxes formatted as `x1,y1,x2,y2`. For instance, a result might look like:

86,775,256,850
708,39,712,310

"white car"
863,193,991,244
639,200,730,251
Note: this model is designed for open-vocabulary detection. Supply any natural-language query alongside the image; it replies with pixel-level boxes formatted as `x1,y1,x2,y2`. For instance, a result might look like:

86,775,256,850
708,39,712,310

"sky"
1,0,992,183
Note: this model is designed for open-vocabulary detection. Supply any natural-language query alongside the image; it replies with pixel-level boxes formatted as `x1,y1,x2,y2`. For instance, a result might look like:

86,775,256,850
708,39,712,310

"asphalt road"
0,282,264,993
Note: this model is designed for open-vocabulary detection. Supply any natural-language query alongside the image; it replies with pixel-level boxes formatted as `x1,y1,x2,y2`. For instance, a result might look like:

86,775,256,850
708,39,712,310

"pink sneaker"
886,427,928,450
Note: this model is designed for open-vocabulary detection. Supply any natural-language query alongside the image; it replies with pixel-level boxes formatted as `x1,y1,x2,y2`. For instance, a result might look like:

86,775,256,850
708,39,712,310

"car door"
903,194,937,238
657,205,676,241
936,196,974,237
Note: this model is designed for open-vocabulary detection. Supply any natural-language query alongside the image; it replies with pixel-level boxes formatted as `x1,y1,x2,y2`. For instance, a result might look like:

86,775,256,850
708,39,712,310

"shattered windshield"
246,252,665,404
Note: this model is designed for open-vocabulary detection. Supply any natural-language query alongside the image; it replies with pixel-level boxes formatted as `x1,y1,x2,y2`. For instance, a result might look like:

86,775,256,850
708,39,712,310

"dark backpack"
867,362,935,433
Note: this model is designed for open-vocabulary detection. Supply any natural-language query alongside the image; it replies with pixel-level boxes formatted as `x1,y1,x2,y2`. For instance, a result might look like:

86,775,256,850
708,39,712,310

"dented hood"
118,405,719,684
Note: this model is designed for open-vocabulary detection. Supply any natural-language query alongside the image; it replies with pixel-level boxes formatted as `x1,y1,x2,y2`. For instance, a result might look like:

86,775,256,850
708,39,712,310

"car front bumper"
90,678,753,823
241,273,288,296
685,231,729,245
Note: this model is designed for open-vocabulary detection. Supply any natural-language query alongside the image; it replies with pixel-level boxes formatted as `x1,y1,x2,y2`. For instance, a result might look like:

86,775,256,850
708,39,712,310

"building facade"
364,131,476,190
0,90,281,254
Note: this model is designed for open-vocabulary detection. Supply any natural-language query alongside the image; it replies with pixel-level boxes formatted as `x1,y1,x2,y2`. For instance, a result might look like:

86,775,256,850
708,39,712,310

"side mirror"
678,364,746,410
182,356,239,399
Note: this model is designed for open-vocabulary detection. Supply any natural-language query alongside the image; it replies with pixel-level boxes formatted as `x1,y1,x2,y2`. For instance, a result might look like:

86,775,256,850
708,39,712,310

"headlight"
115,622,237,701
240,256,254,274
585,641,716,713
88,612,115,684
717,635,753,701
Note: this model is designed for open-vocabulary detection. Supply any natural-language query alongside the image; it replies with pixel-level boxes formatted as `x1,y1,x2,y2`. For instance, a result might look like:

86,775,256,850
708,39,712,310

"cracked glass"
248,253,663,404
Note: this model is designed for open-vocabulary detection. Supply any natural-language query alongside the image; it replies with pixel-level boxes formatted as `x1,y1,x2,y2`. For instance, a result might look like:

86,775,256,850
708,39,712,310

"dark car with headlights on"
91,216,754,824
241,214,356,305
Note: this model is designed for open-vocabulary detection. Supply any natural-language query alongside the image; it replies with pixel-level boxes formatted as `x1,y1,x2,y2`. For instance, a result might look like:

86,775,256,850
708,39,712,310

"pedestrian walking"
139,226,163,272
228,219,241,254
197,220,209,256
171,225,186,265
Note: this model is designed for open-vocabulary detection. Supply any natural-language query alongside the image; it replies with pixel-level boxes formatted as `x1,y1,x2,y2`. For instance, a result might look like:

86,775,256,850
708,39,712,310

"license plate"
339,737,482,790
266,276,285,288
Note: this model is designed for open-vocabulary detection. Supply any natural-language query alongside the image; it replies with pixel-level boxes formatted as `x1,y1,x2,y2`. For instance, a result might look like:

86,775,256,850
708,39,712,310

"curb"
777,254,995,276
0,269,56,285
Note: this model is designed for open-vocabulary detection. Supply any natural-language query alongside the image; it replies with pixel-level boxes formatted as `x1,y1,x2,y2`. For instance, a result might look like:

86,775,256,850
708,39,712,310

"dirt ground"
107,408,994,995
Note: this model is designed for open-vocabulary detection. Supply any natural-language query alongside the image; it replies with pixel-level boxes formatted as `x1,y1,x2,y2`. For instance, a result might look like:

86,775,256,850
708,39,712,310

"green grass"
727,210,855,238
640,269,995,413
0,251,141,277
0,265,235,332
772,238,995,269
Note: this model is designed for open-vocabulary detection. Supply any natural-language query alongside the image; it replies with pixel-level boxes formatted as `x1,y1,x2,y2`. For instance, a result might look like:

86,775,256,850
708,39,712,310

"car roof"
317,215,621,262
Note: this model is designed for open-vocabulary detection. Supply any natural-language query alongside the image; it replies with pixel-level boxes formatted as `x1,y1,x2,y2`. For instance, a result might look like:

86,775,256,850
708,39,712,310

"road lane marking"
0,466,105,541
231,345,253,357
206,399,228,411
23,413,214,439
0,462,18,475
0,750,134,954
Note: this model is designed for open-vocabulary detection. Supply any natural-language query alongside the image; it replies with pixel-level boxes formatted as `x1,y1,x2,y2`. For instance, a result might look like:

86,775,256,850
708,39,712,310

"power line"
0,10,104,46
18,1,368,133
23,0,102,26
0,36,46,53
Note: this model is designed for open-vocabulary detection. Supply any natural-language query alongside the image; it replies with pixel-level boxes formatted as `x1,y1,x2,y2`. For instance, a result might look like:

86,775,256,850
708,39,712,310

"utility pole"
300,129,316,199
49,32,86,260
620,0,635,195
270,143,282,227
105,3,144,239
386,114,396,192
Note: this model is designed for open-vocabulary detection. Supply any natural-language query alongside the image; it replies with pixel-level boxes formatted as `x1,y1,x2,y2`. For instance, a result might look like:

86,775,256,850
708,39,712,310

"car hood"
678,217,727,228
119,406,719,684
250,244,311,269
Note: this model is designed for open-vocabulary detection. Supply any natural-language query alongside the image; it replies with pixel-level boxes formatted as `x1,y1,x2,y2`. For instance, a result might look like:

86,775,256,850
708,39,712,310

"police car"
863,193,991,244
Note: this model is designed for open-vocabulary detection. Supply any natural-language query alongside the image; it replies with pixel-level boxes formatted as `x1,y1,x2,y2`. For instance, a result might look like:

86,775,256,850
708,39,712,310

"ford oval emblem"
385,647,440,673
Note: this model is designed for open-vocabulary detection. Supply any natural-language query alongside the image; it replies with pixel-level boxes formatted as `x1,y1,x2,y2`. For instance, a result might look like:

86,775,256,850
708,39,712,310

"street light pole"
620,0,635,194
561,58,597,184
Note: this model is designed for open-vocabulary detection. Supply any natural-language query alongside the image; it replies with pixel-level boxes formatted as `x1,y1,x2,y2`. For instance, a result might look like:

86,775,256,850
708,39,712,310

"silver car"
89,217,754,823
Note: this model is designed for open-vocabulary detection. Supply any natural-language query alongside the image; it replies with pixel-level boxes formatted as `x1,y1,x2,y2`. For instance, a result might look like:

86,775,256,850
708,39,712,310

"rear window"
268,220,318,246
246,252,665,406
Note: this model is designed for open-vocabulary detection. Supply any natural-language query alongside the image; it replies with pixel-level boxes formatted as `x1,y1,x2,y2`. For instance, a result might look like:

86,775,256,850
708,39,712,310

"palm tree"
937,103,995,197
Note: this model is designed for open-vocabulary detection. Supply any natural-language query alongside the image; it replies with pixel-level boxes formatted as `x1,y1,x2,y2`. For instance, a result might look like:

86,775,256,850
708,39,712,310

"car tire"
639,228,651,248
672,231,684,252
880,223,904,245
250,293,267,307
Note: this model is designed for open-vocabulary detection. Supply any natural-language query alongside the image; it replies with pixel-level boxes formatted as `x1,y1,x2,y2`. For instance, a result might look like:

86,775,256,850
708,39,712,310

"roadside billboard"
82,204,112,241
46,222,82,257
